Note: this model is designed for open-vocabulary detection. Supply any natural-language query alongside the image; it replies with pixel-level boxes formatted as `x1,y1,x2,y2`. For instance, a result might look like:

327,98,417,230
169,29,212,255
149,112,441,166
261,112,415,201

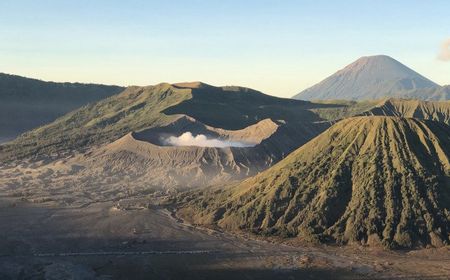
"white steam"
164,132,255,148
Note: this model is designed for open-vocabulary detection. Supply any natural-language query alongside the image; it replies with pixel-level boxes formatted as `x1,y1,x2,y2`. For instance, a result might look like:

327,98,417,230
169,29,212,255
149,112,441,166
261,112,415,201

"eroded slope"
359,99,450,124
178,117,450,248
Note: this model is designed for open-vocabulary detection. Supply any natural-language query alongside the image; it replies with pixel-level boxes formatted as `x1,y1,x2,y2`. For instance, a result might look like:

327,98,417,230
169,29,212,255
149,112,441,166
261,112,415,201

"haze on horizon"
1,0,449,98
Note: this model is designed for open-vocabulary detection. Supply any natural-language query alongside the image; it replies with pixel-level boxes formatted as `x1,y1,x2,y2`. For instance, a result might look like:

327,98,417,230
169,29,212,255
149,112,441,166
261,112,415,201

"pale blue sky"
1,0,449,97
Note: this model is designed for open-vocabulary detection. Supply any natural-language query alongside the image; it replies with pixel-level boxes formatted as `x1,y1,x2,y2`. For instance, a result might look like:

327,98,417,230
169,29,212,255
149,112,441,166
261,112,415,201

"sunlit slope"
179,116,450,248
0,73,123,142
0,84,189,160
0,82,330,161
309,98,450,123
359,99,450,124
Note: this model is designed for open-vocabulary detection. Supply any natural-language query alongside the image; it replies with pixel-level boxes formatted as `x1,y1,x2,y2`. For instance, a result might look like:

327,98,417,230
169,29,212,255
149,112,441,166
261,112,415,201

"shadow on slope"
164,83,331,130
177,116,450,249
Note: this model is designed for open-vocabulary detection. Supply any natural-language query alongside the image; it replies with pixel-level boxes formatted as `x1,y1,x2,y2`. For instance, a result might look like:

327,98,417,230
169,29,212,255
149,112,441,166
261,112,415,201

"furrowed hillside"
178,116,450,249
308,98,450,123
359,99,450,124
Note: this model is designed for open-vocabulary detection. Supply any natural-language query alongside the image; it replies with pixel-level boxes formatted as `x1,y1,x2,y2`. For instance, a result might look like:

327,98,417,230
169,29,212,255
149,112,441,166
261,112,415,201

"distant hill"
0,82,335,204
178,116,450,248
403,84,450,101
293,55,447,101
0,73,124,143
306,98,450,123
0,82,331,162
359,98,450,124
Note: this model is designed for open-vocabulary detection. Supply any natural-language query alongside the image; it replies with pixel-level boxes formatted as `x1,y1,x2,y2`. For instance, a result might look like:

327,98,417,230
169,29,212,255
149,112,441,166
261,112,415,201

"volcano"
178,116,450,248
293,55,444,101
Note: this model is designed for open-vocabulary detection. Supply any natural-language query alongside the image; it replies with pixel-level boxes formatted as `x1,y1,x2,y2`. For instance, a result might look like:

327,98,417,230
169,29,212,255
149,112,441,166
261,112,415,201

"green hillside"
0,73,123,142
178,116,450,249
0,82,331,161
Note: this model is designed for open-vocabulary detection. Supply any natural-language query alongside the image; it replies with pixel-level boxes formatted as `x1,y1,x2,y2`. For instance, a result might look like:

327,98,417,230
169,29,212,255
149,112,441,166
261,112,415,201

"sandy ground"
0,197,449,280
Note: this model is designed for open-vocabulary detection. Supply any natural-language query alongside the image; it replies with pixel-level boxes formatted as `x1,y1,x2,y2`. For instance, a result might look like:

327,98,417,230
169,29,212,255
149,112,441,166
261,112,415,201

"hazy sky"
1,0,449,98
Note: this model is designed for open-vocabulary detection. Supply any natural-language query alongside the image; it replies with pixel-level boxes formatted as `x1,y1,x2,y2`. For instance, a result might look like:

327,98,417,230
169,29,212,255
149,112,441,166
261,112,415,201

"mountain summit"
294,55,442,101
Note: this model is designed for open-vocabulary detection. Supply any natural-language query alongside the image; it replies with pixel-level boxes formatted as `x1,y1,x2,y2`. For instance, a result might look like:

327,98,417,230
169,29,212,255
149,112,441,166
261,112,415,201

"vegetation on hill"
0,82,332,161
0,73,123,141
359,98,450,124
165,83,321,130
307,98,450,123
307,100,381,121
0,84,188,160
177,116,450,248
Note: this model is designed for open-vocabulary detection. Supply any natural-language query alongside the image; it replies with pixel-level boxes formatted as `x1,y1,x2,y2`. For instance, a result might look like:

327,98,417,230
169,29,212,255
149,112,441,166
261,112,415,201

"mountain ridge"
0,72,124,142
0,82,330,162
358,98,450,124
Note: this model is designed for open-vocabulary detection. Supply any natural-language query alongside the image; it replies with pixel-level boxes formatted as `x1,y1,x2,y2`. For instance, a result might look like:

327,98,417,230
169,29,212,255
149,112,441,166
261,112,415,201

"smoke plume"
164,132,254,148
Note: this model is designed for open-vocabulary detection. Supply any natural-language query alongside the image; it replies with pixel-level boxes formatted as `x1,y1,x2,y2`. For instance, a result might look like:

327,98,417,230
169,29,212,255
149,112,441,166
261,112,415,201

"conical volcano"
294,55,440,100
179,116,450,248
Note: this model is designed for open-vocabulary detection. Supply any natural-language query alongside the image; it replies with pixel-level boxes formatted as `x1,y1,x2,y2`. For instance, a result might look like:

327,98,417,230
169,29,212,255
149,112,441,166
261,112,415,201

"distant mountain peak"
339,55,423,77
356,54,396,60
294,55,442,101
351,54,397,64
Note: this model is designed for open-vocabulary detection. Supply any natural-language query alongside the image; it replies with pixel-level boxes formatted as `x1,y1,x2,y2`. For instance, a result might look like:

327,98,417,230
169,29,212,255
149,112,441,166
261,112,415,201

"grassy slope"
0,83,333,161
0,73,124,140
309,98,450,123
359,98,450,124
178,116,450,248
0,84,190,160
165,84,323,129
307,100,382,121
4,77,448,164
